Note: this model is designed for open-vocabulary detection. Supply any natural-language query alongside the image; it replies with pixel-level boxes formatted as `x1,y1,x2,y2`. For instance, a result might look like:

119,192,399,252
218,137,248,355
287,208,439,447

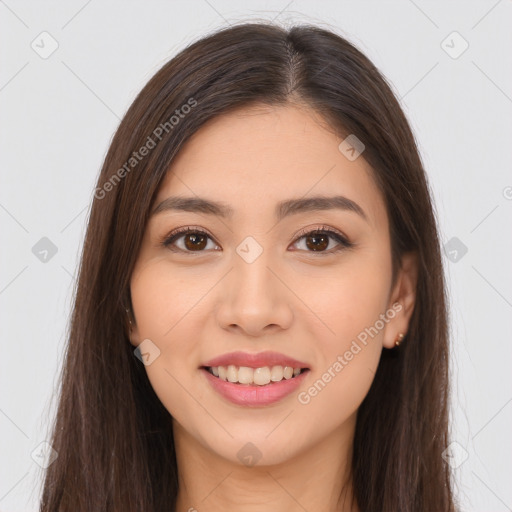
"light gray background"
1,1,511,510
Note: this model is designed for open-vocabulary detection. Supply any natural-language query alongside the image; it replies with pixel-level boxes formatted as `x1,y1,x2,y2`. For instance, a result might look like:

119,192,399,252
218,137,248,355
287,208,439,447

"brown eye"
183,232,208,251
304,232,329,252
162,228,218,253
292,227,353,254
162,226,352,255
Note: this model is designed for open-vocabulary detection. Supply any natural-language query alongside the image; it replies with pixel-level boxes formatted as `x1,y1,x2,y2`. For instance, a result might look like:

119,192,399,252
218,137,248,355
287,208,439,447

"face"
129,103,416,467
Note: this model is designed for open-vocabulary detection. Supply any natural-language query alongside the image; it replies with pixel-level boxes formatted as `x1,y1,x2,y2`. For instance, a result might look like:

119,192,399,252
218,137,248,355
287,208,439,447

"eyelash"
160,225,354,255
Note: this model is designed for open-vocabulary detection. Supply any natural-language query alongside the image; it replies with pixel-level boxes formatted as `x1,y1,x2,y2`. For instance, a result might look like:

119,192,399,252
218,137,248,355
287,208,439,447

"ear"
125,308,140,348
383,251,418,349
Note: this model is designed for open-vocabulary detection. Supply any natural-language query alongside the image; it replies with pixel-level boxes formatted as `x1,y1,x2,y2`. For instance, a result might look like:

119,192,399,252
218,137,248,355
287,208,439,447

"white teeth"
226,364,237,383
253,367,271,385
208,365,304,385
270,365,284,382
238,366,253,384
218,366,227,381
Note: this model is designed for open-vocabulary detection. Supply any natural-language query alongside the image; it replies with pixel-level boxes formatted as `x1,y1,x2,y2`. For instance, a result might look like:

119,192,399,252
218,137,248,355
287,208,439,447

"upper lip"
202,351,310,369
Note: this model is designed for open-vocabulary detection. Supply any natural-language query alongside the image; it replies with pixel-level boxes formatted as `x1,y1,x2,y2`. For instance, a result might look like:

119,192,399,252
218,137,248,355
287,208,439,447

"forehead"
155,103,387,229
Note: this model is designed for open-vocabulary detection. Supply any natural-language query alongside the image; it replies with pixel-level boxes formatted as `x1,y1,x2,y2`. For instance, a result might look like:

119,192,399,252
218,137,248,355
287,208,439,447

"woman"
40,21,458,511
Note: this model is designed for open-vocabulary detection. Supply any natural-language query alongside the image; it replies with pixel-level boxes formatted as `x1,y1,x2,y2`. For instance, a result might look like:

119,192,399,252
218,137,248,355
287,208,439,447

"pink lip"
201,350,310,370
201,367,310,407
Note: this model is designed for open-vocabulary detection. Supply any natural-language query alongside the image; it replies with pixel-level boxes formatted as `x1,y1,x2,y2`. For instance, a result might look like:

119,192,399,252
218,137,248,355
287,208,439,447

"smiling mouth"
201,365,310,386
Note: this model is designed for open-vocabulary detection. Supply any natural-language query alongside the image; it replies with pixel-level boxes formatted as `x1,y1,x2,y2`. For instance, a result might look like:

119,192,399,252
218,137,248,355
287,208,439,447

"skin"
129,102,418,512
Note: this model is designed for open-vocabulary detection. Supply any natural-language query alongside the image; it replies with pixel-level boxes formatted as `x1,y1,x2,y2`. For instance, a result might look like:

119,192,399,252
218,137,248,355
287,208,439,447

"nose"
215,252,293,337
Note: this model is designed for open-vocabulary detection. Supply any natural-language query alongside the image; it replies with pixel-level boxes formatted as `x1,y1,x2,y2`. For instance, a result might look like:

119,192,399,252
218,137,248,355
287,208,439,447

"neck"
173,415,359,512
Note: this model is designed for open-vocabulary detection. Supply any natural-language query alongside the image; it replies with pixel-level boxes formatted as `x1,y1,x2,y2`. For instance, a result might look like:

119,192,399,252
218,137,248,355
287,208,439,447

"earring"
395,333,405,347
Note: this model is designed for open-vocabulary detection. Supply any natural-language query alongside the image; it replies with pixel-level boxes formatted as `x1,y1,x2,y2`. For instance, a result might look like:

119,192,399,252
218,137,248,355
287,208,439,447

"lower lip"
201,368,310,407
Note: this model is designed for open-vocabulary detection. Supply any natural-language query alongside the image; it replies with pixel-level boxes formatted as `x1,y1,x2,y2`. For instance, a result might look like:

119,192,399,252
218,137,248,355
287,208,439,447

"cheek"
130,258,211,341
305,255,391,338
292,270,388,430
129,261,205,409
301,255,390,386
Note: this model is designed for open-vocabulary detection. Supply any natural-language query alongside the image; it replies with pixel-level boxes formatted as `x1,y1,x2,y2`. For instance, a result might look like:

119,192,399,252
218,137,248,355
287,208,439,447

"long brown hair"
39,21,458,511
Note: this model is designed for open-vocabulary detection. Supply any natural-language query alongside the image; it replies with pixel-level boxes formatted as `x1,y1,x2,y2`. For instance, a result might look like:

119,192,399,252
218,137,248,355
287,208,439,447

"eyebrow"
151,194,369,223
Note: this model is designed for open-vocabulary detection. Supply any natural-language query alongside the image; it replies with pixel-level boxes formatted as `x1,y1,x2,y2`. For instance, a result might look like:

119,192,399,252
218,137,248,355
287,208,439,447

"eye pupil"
305,232,329,252
185,233,208,251
165,227,348,255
